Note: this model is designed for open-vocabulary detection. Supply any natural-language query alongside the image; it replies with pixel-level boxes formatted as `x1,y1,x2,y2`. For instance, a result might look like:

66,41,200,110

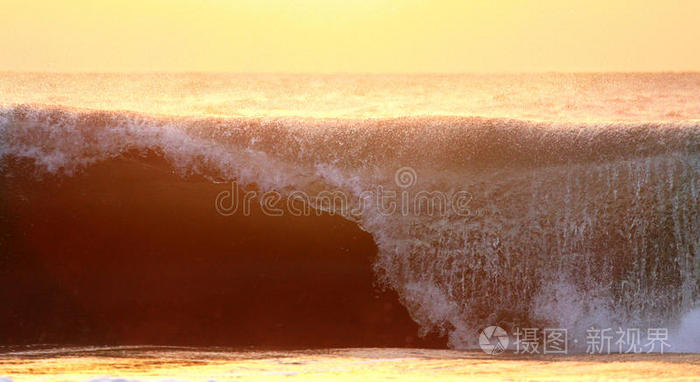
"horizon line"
2,70,700,75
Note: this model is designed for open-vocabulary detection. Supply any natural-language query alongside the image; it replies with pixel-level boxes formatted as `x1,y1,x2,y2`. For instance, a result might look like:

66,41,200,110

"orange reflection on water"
1,347,699,381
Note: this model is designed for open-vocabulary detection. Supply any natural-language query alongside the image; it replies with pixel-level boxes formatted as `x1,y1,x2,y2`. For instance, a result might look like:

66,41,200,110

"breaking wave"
1,104,699,350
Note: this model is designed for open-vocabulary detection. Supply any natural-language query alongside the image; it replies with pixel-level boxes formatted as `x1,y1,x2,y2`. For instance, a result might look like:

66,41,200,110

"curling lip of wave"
1,104,699,178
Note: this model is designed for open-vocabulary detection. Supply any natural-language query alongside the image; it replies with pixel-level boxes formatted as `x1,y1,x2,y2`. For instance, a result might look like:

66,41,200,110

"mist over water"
1,73,699,351
2,73,699,121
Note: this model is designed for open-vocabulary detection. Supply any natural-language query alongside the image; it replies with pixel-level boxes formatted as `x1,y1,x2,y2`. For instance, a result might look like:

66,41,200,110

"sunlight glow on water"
1,73,699,121
1,347,699,382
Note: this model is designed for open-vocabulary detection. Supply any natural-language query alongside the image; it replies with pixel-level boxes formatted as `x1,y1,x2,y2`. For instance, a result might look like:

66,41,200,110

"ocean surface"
0,346,699,382
0,73,699,380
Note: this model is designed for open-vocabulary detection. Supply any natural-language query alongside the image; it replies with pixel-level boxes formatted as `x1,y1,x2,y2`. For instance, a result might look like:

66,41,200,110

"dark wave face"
1,105,699,350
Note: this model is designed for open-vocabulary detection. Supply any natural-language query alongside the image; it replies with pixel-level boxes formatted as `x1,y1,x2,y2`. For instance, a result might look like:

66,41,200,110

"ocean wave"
1,104,699,351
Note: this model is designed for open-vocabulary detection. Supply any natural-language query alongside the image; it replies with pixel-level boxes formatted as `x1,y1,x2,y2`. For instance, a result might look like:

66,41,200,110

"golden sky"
2,0,699,72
